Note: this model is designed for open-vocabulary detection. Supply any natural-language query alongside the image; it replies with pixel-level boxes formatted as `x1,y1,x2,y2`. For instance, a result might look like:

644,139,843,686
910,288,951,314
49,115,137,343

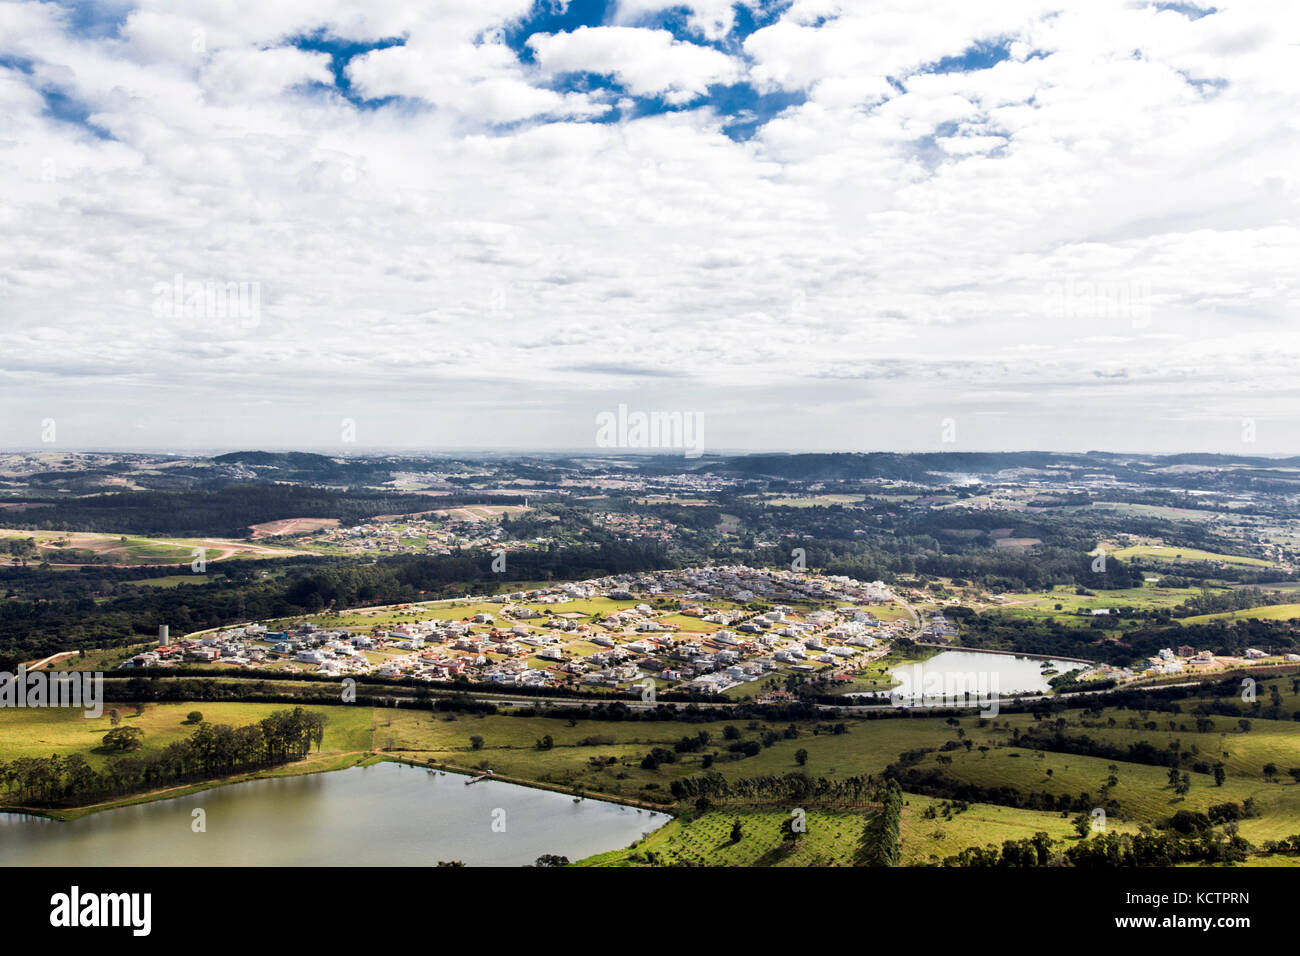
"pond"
853,650,1089,704
0,761,669,866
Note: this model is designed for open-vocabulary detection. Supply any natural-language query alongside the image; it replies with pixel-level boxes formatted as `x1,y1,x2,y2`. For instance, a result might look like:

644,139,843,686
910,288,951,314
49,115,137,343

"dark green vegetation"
6,485,513,538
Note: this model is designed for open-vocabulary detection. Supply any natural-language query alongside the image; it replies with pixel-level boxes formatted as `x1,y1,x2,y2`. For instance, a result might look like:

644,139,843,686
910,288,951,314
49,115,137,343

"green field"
0,701,373,772
7,671,1300,864
1110,544,1271,568
122,575,213,589
583,797,1105,866
1181,603,1300,625
758,494,866,508
893,679,1300,841
993,584,1212,621
45,644,153,671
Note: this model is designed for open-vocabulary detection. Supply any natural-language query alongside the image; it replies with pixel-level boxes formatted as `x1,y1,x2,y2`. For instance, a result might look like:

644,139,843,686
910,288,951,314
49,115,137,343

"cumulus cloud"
528,26,743,104
613,0,752,42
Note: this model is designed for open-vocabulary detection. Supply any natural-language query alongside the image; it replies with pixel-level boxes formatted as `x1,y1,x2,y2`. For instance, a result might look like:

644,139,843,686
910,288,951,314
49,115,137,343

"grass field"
0,701,373,771
1181,603,1300,625
993,584,1212,623
8,672,1300,864
1109,544,1271,568
121,575,213,589
43,644,153,671
894,679,1300,841
262,595,648,635
1083,503,1228,523
759,494,866,508
582,795,1108,866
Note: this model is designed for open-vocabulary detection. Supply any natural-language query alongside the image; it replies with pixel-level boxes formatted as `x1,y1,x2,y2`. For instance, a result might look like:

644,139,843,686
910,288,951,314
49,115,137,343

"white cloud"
613,0,749,41
528,26,743,104
200,47,333,102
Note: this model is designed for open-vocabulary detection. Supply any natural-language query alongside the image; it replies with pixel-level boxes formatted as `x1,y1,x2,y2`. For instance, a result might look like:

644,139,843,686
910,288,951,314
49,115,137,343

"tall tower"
159,624,169,645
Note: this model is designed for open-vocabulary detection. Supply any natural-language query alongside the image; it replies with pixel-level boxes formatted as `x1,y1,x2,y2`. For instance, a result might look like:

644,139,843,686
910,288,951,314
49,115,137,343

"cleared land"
0,528,301,565
248,517,340,538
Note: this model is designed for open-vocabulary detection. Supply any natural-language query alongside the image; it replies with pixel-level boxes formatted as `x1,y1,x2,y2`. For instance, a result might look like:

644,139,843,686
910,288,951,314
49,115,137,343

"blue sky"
0,0,1297,454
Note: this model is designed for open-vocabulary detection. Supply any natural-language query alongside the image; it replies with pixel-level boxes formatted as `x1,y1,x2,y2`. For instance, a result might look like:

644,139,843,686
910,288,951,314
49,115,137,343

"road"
97,672,1212,716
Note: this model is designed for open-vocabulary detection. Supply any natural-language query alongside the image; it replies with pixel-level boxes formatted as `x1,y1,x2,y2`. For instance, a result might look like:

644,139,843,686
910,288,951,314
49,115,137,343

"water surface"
852,649,1088,702
0,762,668,866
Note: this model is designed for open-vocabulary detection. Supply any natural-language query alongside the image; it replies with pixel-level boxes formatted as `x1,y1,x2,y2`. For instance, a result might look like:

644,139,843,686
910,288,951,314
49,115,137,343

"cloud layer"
1,0,1297,454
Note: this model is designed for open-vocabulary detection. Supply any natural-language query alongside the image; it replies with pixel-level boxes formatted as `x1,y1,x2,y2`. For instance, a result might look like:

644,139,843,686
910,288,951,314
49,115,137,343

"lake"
0,761,669,866
854,650,1088,703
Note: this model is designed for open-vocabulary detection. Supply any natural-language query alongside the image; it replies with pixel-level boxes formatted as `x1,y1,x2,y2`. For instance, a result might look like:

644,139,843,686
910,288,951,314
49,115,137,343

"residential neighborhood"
123,566,909,697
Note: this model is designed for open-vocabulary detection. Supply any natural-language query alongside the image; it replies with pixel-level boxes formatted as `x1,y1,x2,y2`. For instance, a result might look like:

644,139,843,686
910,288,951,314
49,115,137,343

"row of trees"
857,779,903,866
938,827,1253,867
669,769,880,806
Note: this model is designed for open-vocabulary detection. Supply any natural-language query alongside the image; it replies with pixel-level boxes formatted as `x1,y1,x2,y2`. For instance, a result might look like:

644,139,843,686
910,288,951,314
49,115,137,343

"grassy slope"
0,701,373,770
1181,604,1300,625
582,797,1096,866
7,676,1300,864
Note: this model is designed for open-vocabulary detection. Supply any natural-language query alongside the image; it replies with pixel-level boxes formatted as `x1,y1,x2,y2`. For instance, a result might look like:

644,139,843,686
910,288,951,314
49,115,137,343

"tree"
186,711,203,725
470,735,485,750
1214,764,1227,787
102,727,144,752
730,818,743,843
795,748,809,766
108,709,121,727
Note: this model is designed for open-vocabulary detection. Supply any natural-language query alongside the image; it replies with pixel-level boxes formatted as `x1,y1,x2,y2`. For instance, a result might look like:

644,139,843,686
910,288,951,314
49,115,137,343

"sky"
0,0,1298,456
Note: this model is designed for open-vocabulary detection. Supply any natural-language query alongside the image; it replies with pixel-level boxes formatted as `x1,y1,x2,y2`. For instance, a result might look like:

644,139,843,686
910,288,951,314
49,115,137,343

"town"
118,562,1300,702
122,566,909,698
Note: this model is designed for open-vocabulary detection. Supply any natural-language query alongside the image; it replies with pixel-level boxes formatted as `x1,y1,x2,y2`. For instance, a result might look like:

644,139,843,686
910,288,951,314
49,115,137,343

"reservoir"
855,649,1088,702
0,761,669,866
